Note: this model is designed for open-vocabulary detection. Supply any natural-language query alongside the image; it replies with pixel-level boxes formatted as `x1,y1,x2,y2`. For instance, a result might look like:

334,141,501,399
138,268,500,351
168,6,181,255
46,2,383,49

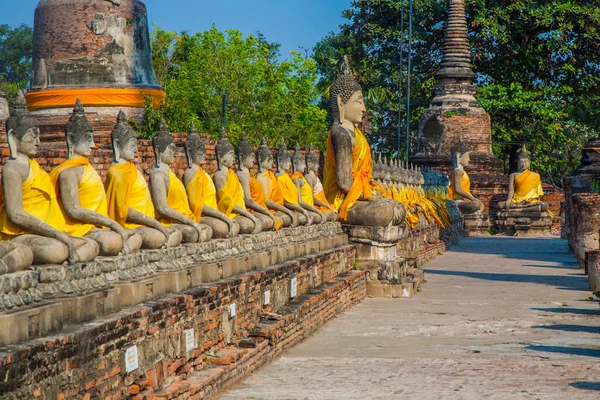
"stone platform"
463,212,491,236
496,209,553,237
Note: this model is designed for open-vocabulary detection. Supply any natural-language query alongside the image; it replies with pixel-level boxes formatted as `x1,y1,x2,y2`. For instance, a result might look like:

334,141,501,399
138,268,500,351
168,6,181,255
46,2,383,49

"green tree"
314,0,600,185
0,24,33,99
150,26,328,148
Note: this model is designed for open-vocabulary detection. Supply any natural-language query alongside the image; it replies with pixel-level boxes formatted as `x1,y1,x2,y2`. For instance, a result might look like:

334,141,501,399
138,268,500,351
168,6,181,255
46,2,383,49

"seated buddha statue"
276,139,318,225
50,100,142,256
150,119,212,243
105,111,182,249
213,130,262,234
498,146,549,213
291,143,332,223
323,57,405,226
448,141,484,215
255,138,300,227
236,134,280,231
0,91,99,265
304,144,338,220
182,124,239,238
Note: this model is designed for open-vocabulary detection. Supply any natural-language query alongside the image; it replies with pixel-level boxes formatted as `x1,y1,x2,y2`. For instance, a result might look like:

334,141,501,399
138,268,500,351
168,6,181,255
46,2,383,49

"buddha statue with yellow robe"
182,124,239,238
213,130,262,234
276,139,317,225
498,146,550,213
322,57,405,226
236,134,280,231
50,100,142,256
255,138,299,227
448,141,485,215
291,143,331,223
304,144,338,220
105,111,182,249
150,119,212,243
0,91,98,265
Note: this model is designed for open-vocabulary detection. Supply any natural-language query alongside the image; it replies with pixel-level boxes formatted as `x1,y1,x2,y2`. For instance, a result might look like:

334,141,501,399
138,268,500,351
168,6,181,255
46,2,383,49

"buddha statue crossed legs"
150,119,212,243
51,100,142,256
0,92,98,265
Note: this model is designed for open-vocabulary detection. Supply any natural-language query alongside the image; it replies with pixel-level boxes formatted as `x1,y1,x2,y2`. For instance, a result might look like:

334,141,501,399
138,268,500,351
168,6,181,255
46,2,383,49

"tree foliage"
0,24,33,99
314,0,600,184
150,26,328,148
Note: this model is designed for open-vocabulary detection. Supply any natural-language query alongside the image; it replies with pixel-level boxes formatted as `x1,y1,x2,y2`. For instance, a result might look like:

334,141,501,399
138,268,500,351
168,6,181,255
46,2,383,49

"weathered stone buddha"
105,111,182,249
50,100,142,256
182,124,239,238
322,57,405,226
150,119,212,243
276,139,316,225
448,141,484,215
213,130,262,234
291,144,329,223
498,146,549,212
255,138,300,227
236,134,279,231
0,92,98,265
304,144,338,220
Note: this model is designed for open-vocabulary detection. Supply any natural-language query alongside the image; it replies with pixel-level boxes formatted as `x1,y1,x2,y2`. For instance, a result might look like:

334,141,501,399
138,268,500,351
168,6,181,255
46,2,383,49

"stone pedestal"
586,250,600,291
463,213,491,236
569,193,600,268
496,209,553,236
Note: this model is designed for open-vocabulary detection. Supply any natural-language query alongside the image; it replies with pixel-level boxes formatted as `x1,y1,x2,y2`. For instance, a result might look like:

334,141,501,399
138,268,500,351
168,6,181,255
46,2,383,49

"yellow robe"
323,126,373,220
448,171,472,201
216,169,245,218
258,170,285,208
0,159,66,240
185,167,218,223
512,169,544,204
291,172,314,206
278,172,300,205
50,156,109,237
105,161,155,229
159,169,195,227
249,173,282,230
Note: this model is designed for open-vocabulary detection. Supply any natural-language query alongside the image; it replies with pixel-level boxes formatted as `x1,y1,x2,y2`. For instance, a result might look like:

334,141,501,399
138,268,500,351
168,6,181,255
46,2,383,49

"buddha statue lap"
255,138,300,227
150,119,212,243
182,124,239,239
105,111,182,249
322,57,405,226
448,141,485,215
0,92,99,265
236,134,280,231
304,144,338,221
213,130,262,234
51,100,143,256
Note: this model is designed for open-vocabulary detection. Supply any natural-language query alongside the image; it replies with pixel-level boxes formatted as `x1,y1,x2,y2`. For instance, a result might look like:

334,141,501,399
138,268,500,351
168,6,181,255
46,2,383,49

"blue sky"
1,0,351,58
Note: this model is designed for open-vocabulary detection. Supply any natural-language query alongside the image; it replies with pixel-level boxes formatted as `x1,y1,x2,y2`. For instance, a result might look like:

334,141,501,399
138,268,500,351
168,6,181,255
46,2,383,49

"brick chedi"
25,0,165,134
412,0,506,214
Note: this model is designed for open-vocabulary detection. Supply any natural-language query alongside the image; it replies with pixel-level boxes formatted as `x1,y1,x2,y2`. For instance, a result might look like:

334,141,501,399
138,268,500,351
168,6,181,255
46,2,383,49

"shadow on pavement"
569,382,600,391
531,307,600,315
532,324,600,334
524,345,600,358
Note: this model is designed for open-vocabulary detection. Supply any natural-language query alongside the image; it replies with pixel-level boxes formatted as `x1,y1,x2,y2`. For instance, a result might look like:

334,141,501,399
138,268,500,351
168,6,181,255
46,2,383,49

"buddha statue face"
241,152,255,170
306,145,319,174
338,90,366,127
6,91,41,159
517,146,531,171
451,141,470,169
14,128,40,158
278,156,292,172
237,134,255,170
66,99,95,158
220,150,235,169
120,138,138,161
216,129,235,169
260,153,273,171
185,124,206,167
160,143,176,166
111,110,137,162
276,139,292,172
330,56,364,127
257,137,273,173
152,118,176,167
292,145,306,174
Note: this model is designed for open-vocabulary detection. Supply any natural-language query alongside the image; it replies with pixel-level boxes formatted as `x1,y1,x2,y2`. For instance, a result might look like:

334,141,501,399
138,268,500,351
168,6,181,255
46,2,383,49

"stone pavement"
219,237,600,400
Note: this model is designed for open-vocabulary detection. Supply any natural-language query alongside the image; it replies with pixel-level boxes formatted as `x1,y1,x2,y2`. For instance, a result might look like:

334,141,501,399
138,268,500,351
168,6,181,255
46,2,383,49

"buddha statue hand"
118,230,134,255
290,212,300,227
193,223,209,242
62,235,81,265
249,214,262,234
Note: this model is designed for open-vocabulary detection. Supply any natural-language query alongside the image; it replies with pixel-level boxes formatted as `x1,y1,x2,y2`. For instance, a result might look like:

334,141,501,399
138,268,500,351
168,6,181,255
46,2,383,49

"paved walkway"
220,237,600,400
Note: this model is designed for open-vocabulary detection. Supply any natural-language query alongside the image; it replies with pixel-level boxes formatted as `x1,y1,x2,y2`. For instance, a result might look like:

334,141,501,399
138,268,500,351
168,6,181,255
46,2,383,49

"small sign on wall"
314,266,318,277
264,290,271,305
290,277,297,298
185,329,195,353
125,346,139,373
229,303,236,318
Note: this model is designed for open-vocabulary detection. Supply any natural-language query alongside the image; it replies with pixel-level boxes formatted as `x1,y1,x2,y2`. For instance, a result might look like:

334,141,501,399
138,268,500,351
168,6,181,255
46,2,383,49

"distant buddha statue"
236,134,280,231
0,91,98,265
255,138,300,227
322,57,405,226
213,130,262,234
498,145,549,212
182,124,239,238
448,141,484,215
276,139,317,225
304,144,338,220
105,111,182,249
50,100,143,256
150,119,212,243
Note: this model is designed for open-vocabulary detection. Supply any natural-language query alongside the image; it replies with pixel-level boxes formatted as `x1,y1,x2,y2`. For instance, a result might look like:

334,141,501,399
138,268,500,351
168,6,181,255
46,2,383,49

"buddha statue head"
65,99,94,159
451,140,470,169
276,138,292,173
517,145,531,171
152,118,175,167
111,110,137,162
257,137,273,173
6,91,40,160
305,144,319,174
392,159,402,183
383,156,392,182
292,143,306,174
330,56,365,126
184,123,206,167
237,133,255,170
215,128,235,169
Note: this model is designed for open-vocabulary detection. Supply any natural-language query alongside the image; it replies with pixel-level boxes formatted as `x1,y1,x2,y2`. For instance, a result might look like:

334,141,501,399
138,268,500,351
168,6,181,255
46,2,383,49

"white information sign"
185,329,195,352
264,290,271,306
229,303,236,317
290,277,297,298
125,346,139,373
314,266,318,277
